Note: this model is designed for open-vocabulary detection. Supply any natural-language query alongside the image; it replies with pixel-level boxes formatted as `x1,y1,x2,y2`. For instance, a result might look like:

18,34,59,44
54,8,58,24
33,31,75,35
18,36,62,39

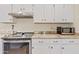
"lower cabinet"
0,39,3,54
61,44,79,54
32,39,79,54
32,39,62,54
49,45,62,54
32,39,50,54
32,44,50,54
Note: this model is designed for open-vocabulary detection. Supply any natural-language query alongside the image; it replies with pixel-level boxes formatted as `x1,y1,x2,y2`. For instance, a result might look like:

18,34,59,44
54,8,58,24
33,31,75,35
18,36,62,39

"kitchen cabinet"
61,45,79,54
33,4,74,23
61,39,79,54
54,4,64,23
13,4,33,13
32,39,62,54
32,39,50,54
43,5,55,22
33,5,43,23
63,4,74,23
62,39,79,45
0,4,12,22
33,4,55,23
0,39,3,54
54,4,74,23
49,39,62,54
32,38,79,54
49,45,62,54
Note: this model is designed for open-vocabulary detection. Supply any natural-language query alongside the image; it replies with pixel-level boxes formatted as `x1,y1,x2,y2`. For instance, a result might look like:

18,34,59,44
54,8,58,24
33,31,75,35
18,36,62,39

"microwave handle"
73,28,75,33
71,28,75,33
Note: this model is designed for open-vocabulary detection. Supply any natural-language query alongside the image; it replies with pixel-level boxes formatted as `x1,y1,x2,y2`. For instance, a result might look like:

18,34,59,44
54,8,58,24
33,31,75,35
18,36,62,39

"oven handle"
3,40,30,43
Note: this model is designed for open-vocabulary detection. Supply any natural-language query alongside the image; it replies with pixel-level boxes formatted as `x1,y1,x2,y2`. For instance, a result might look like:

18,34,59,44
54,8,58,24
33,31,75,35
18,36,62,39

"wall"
0,18,73,34
73,4,79,33
13,18,34,32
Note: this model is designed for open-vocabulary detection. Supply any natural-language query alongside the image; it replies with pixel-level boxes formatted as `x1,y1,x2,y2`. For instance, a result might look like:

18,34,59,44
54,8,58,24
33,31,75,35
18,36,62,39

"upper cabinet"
54,4,64,23
33,4,74,23
33,4,55,23
33,5,43,22
0,4,13,22
44,5,55,22
54,4,74,23
63,4,74,23
9,4,33,18
13,4,33,12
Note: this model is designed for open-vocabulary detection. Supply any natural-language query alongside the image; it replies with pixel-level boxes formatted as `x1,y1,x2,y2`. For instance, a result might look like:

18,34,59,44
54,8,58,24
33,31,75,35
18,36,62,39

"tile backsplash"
0,18,74,34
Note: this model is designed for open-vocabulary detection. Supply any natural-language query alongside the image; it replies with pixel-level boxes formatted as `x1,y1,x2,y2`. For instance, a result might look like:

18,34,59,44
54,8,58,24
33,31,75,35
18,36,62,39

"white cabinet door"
0,39,3,54
49,39,62,54
54,4,64,23
62,44,79,54
32,44,49,54
13,4,33,12
61,39,79,54
32,39,50,54
44,5,55,23
33,4,43,23
33,4,55,23
0,4,12,22
49,45,62,54
63,4,74,23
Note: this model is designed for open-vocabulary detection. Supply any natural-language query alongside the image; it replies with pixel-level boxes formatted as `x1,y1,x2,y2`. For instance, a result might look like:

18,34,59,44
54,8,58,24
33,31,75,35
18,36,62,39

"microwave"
57,27,75,35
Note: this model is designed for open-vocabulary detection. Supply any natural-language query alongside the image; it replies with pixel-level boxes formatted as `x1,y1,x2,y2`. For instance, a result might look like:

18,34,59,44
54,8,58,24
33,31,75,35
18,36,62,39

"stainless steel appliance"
2,32,33,54
57,27,75,35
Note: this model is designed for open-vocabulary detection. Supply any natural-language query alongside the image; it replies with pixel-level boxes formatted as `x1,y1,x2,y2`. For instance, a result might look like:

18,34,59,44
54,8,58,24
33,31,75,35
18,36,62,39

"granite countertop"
1,35,32,39
32,34,79,39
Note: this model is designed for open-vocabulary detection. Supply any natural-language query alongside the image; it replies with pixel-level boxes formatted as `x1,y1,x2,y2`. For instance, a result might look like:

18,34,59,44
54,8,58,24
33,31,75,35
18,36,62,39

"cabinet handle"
53,41,58,43
62,19,64,21
65,19,67,21
69,41,74,43
39,41,43,43
61,47,64,49
43,19,46,21
45,19,46,21
32,47,35,49
51,46,53,49
23,8,25,10
42,19,43,21
49,46,53,49
53,4,55,7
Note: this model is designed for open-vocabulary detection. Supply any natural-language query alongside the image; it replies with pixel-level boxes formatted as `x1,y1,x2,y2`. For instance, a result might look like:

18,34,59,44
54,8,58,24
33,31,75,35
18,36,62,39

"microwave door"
62,28,70,33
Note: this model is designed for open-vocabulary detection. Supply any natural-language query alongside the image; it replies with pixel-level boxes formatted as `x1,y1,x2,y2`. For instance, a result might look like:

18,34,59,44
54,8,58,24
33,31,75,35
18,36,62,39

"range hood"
8,12,33,18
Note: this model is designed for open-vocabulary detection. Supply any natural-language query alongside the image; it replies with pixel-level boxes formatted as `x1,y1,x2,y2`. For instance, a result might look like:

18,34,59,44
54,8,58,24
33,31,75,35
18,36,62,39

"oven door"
61,28,75,35
3,39,31,54
62,28,70,33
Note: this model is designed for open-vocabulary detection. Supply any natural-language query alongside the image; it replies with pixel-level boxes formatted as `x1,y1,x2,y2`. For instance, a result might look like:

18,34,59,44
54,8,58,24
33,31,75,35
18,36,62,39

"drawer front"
62,39,79,45
32,39,50,45
49,39,62,45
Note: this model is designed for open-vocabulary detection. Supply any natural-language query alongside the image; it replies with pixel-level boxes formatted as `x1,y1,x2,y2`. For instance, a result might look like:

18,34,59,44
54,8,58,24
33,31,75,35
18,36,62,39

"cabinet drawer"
32,39,49,45
62,39,79,45
49,39,62,45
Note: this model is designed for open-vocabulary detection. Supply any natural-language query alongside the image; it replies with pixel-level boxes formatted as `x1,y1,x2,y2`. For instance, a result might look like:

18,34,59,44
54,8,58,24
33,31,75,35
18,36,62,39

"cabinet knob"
32,47,35,49
53,4,55,7
61,47,64,49
62,19,64,21
69,41,74,43
22,8,25,10
39,41,43,43
65,19,67,21
53,41,58,43
50,46,53,49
